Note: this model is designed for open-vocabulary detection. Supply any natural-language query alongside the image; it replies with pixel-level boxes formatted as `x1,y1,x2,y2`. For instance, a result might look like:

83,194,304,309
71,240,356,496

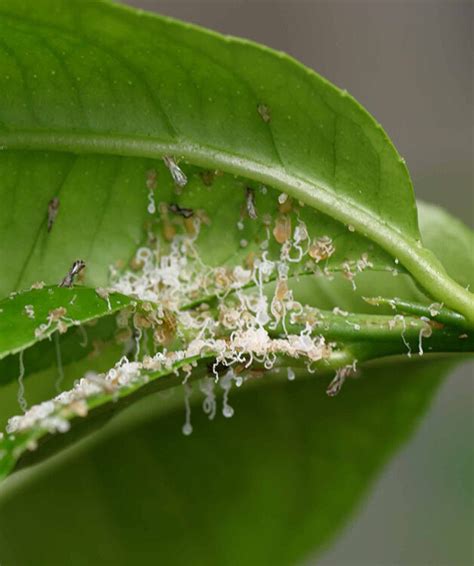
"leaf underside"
0,357,456,565
0,1,473,563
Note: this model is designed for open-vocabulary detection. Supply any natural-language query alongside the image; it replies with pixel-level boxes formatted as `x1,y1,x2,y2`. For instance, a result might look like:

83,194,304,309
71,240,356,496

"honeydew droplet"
147,185,156,214
182,423,193,436
220,369,235,419
223,405,234,418
182,383,193,436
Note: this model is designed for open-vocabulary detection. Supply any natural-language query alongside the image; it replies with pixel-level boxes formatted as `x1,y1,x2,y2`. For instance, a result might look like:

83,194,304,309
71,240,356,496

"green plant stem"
363,296,469,329
177,305,473,356
1,320,471,481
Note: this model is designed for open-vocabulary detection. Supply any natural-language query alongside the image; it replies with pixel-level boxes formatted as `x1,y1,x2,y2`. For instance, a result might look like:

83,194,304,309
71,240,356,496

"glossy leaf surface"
0,0,472,317
0,2,472,563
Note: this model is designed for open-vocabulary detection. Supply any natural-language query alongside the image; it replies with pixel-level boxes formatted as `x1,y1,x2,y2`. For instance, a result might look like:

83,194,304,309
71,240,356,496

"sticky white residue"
287,367,295,381
7,359,145,435
6,200,357,442
342,262,357,291
182,383,193,435
147,192,156,214
355,253,373,272
393,315,411,357
146,169,157,214
332,307,348,317
308,236,335,262
345,320,361,331
220,368,235,418
34,307,70,340
134,327,142,362
200,377,216,420
181,363,193,385
17,350,27,412
96,287,112,310
5,321,332,438
283,220,308,263
418,321,433,355
385,266,399,277
24,305,35,319
428,302,443,317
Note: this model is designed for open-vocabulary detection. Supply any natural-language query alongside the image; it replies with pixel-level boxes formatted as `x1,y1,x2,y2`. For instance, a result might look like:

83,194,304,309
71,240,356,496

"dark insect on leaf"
168,203,194,219
47,197,60,232
59,260,86,288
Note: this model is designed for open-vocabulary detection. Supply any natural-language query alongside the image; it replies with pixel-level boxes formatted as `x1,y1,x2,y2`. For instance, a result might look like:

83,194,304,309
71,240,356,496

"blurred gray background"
122,1,473,564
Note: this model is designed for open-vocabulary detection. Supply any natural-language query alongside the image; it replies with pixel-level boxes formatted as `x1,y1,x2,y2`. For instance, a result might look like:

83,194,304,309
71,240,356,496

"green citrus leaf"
0,2,472,562
0,0,473,484
0,357,456,565
0,195,472,484
0,352,213,480
0,0,472,319
0,285,132,360
418,200,474,291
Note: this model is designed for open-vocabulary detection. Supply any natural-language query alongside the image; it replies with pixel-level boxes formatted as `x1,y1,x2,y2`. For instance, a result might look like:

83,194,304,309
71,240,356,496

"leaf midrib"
1,129,473,322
